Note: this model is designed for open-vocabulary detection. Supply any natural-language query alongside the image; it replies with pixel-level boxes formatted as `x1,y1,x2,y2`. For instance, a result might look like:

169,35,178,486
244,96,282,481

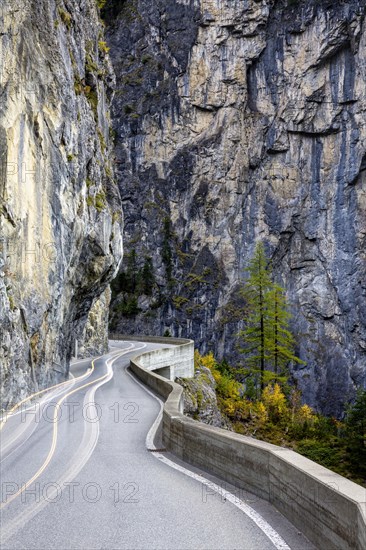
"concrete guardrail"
109,333,194,380
114,334,366,550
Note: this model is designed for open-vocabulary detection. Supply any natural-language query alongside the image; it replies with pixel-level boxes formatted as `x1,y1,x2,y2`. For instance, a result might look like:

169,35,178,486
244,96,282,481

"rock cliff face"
106,0,366,417
177,364,229,428
79,287,112,358
0,0,123,407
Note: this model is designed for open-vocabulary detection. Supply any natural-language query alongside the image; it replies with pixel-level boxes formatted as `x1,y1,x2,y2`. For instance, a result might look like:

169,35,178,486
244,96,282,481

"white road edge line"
126,365,292,550
3,343,135,422
0,344,148,545
0,348,127,462
0,374,84,463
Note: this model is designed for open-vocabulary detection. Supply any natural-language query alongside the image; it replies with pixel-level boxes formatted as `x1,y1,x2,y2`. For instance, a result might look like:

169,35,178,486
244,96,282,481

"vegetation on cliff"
106,0,366,419
177,355,230,428
193,351,366,487
238,242,304,392
195,241,365,485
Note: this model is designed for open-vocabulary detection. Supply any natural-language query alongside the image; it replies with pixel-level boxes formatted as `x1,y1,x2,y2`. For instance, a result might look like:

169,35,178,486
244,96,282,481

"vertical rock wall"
0,0,123,407
79,287,112,358
106,0,366,416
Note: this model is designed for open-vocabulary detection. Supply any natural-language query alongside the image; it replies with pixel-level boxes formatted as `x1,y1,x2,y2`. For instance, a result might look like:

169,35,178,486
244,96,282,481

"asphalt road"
0,341,315,550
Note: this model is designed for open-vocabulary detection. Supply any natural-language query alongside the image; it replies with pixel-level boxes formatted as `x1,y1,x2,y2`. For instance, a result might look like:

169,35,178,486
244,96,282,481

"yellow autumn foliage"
298,404,314,421
200,351,216,371
221,398,237,417
217,376,241,399
195,350,220,381
195,350,241,399
194,349,203,369
261,383,288,421
255,401,268,424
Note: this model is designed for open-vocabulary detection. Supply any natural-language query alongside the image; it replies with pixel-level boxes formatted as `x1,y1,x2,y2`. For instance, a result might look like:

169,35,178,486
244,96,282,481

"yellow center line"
0,364,94,431
0,359,109,510
1,345,134,510
0,345,129,431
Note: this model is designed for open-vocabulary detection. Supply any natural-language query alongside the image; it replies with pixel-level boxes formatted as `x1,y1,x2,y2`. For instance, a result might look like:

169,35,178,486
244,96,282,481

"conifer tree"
140,256,155,295
345,390,366,477
267,283,304,373
238,242,304,392
238,242,273,391
126,248,137,293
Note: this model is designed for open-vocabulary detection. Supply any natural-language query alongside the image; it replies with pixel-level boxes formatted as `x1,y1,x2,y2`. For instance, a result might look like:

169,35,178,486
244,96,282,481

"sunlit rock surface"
0,0,123,407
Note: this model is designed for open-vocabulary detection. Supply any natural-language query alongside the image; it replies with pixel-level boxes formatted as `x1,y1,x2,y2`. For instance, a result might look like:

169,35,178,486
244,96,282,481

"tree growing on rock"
345,389,366,479
238,242,304,393
267,283,303,374
238,242,273,391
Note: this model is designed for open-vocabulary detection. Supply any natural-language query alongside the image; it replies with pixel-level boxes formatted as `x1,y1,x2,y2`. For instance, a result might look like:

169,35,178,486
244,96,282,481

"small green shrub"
97,128,106,152
121,0,141,23
172,296,189,309
141,54,152,64
8,294,16,310
74,78,83,95
124,104,135,115
296,439,347,472
58,8,71,29
85,88,98,118
86,54,98,75
112,211,120,224
95,192,106,211
98,40,110,54
116,295,141,317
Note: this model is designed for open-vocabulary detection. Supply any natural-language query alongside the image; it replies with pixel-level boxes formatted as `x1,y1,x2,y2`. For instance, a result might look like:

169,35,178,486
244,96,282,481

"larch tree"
267,283,305,373
238,242,273,391
238,242,304,393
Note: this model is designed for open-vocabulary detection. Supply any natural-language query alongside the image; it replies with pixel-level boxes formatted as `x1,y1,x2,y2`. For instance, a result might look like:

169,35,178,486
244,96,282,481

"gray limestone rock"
177,365,230,428
106,0,366,417
0,0,123,408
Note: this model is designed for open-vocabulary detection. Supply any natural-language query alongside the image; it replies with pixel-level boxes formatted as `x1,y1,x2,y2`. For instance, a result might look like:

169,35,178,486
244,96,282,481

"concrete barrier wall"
110,334,194,379
129,343,366,550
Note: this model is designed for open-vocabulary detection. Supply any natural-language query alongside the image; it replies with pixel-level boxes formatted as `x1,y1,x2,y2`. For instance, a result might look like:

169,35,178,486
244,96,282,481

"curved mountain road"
0,341,315,549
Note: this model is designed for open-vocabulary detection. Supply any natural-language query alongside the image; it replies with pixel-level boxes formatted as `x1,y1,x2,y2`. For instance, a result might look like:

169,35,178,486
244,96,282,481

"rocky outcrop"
106,0,366,417
177,365,229,428
79,287,112,358
0,0,123,408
